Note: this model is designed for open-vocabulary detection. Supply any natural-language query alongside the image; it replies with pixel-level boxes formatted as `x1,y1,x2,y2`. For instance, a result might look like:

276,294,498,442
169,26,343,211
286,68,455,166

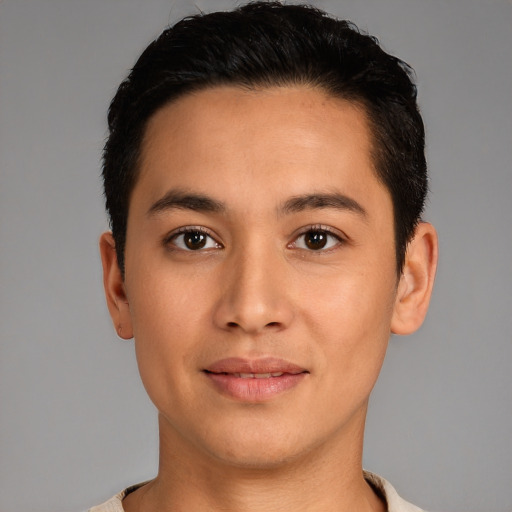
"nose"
212,243,294,335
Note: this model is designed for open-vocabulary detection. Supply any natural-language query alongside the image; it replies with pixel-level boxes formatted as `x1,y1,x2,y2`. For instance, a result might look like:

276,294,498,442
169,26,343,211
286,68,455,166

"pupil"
185,231,207,250
305,231,327,250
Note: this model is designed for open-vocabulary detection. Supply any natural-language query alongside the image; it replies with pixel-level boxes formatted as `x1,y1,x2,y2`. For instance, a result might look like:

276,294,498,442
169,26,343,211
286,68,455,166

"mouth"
203,357,309,401
209,371,288,379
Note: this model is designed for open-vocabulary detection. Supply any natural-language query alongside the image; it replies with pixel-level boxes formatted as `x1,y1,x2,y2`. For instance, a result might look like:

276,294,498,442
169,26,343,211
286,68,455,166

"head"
103,1,427,277
99,2,437,472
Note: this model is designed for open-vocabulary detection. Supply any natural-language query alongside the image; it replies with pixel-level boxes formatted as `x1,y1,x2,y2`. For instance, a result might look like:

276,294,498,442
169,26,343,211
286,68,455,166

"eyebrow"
281,193,367,217
147,189,367,218
147,189,225,216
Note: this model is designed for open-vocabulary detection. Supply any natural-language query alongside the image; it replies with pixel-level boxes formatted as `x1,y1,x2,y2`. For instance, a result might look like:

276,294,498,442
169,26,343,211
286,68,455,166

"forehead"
142,85,371,162
134,85,390,218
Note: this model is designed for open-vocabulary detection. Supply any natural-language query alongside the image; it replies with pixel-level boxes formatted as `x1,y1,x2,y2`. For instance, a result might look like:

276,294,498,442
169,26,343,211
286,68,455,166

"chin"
197,423,318,471
209,443,304,470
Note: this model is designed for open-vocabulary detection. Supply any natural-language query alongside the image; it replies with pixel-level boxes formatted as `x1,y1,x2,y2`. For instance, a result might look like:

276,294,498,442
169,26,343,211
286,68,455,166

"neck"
123,411,385,512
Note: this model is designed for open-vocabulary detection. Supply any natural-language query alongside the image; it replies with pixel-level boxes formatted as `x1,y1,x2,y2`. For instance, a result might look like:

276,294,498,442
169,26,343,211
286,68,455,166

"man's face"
120,86,401,467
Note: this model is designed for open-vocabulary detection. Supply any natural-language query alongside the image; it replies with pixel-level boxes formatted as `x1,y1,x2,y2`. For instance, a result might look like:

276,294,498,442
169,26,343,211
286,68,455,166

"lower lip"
204,372,307,401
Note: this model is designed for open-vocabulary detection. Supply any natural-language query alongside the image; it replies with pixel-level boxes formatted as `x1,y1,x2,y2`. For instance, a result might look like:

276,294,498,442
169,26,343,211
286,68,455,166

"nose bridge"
214,235,293,333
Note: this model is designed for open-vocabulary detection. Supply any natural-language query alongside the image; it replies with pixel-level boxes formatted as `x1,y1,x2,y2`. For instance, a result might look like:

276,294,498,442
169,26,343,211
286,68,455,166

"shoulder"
88,482,148,512
88,491,124,512
364,471,426,512
89,475,424,512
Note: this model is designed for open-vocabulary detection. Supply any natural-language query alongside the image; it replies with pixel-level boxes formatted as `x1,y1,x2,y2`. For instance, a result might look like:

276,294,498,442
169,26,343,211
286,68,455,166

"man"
93,2,438,511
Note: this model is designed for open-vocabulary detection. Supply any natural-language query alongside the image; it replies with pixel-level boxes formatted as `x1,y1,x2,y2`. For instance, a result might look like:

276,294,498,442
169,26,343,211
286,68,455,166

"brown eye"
184,231,207,250
170,229,220,251
304,231,328,250
293,228,341,251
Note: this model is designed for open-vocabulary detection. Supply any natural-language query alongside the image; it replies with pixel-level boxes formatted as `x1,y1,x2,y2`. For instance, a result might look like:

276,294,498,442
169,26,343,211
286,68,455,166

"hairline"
120,81,401,276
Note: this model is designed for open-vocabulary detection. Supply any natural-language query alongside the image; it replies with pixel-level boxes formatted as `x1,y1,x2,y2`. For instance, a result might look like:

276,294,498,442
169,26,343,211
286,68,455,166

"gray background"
0,1,511,511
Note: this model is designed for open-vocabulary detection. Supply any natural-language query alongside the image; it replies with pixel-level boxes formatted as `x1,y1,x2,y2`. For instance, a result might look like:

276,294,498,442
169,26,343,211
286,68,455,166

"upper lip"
204,357,308,375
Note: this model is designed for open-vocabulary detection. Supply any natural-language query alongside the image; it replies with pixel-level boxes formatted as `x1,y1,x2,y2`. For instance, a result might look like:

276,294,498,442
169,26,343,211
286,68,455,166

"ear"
391,222,438,335
99,232,133,340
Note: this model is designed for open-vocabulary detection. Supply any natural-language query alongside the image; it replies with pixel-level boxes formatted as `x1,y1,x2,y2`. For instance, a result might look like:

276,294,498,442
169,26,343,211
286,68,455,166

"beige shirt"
88,471,424,512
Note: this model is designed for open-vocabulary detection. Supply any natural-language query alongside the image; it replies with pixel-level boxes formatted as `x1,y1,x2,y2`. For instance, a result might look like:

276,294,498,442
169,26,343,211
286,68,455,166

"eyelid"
163,225,222,249
288,224,347,251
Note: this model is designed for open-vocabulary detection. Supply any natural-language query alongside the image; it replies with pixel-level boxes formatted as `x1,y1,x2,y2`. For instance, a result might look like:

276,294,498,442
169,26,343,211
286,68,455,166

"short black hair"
103,1,427,275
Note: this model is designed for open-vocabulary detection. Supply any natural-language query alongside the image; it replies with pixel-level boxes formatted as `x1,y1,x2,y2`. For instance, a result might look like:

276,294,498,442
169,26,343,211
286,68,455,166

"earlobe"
99,232,134,340
391,222,438,335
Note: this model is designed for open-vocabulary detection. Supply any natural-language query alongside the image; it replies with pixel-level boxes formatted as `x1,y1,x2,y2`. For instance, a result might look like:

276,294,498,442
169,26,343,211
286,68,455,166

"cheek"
128,259,207,334
126,270,206,401
304,263,396,331
301,267,396,384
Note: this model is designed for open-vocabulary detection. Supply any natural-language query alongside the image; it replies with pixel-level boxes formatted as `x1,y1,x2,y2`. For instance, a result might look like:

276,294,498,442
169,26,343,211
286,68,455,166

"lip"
203,357,309,402
205,357,307,375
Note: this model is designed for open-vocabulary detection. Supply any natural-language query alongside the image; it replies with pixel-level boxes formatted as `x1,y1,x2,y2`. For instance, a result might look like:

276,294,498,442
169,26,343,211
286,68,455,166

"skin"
100,86,438,512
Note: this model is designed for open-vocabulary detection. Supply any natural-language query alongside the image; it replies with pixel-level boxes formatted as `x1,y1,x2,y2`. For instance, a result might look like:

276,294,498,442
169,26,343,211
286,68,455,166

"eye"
167,228,221,251
292,228,343,251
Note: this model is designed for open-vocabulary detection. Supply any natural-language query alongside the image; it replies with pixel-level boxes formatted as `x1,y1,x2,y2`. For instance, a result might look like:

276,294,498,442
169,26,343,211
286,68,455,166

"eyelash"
289,225,345,253
163,225,345,253
164,226,222,252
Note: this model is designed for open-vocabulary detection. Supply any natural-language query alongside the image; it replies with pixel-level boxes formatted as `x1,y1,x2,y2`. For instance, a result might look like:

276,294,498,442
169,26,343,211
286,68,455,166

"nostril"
225,320,281,330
